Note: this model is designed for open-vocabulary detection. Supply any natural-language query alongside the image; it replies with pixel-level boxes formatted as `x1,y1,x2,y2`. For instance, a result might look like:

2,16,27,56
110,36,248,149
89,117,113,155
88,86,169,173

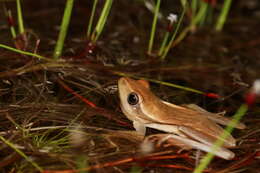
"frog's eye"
127,92,139,105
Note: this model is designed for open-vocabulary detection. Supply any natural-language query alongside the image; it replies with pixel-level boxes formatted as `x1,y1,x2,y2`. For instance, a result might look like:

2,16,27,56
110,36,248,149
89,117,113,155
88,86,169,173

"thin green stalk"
171,1,207,47
193,104,248,173
8,10,17,38
91,0,113,43
198,4,208,26
158,31,169,56
192,1,208,26
53,0,74,59
87,0,98,39
3,4,17,38
179,0,187,8
160,6,186,60
0,44,51,61
191,0,198,13
0,135,43,171
171,26,189,47
3,3,16,39
206,5,214,25
147,0,161,55
143,76,204,95
16,0,24,34
113,71,205,95
215,0,232,31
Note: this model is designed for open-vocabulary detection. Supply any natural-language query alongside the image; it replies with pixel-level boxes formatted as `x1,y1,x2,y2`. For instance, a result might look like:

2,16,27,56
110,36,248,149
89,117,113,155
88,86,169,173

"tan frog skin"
118,77,246,160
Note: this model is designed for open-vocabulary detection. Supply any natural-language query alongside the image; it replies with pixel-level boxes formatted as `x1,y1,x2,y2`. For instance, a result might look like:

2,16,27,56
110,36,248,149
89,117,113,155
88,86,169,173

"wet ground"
0,0,260,172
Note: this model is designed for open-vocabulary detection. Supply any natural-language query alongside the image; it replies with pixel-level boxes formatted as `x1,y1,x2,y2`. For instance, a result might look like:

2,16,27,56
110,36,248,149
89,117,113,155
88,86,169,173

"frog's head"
118,77,151,120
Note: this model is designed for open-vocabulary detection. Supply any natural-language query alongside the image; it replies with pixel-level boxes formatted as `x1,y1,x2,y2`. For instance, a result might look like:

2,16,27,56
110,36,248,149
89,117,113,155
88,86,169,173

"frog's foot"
143,134,192,150
140,133,192,154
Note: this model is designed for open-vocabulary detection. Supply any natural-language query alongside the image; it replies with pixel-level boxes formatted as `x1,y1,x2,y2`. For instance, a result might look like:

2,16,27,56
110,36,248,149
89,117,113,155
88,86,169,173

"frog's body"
118,77,245,160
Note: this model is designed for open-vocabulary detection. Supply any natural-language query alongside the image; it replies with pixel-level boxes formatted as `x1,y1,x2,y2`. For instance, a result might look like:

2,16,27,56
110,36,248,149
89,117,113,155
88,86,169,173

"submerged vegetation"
0,0,260,172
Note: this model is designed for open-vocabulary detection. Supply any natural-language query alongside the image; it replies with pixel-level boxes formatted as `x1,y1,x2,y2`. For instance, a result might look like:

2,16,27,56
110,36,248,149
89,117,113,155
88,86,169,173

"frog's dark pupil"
127,92,139,105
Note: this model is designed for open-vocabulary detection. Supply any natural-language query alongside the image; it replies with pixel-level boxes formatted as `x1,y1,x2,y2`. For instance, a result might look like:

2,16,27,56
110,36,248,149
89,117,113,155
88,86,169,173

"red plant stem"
245,92,256,107
167,23,174,32
145,153,189,160
42,153,195,173
57,78,97,108
7,14,15,27
57,78,129,126
141,163,193,171
42,157,134,173
255,151,260,157
231,152,258,169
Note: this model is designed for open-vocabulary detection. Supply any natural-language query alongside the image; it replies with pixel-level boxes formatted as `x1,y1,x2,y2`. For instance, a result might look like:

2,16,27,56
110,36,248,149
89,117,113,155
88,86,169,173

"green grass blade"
3,5,17,38
114,71,205,95
92,0,113,43
198,2,208,26
193,104,248,173
170,1,208,47
215,0,232,31
191,0,198,13
180,0,187,8
147,0,161,55
3,4,16,39
143,76,204,95
87,0,98,39
8,10,17,38
0,135,43,171
192,1,208,26
16,0,25,34
53,0,74,59
0,44,51,61
158,31,169,56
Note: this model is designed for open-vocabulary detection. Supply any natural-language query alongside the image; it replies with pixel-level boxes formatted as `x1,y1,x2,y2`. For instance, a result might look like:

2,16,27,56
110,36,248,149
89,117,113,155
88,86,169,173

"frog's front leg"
133,121,146,136
142,133,193,151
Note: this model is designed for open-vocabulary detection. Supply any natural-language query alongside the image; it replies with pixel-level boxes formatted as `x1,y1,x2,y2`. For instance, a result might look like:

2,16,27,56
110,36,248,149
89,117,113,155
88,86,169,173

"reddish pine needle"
7,14,15,27
57,78,97,108
218,152,257,173
142,163,193,171
42,154,195,173
57,78,130,127
42,171,75,173
233,152,258,169
146,153,190,160
255,151,260,157
42,157,134,173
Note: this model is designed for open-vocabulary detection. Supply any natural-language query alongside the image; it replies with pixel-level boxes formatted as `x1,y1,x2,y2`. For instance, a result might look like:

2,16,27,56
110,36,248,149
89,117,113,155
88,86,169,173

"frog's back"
145,99,236,147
